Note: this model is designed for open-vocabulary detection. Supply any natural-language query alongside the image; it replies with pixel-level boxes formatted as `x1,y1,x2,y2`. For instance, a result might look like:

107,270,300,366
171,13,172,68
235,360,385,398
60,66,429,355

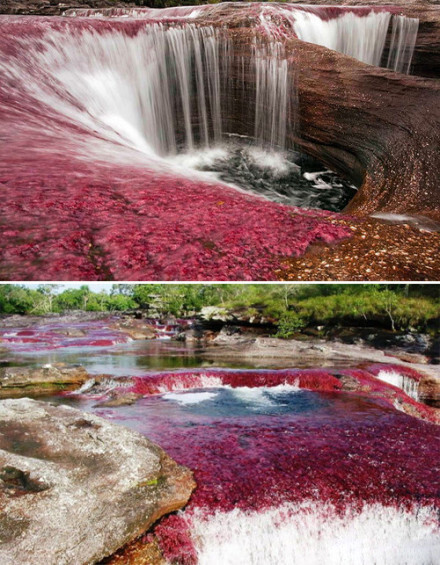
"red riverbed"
0,14,352,281
64,365,440,564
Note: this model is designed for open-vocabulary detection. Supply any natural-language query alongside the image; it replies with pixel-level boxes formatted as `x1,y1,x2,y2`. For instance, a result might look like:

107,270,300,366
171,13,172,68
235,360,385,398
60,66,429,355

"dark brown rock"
0,398,195,565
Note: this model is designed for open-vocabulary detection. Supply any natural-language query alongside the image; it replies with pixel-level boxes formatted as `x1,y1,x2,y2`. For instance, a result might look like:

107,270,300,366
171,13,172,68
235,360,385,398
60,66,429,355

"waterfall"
290,10,418,73
254,41,291,149
19,24,226,157
376,370,419,400
387,16,419,74
6,7,419,161
292,10,391,66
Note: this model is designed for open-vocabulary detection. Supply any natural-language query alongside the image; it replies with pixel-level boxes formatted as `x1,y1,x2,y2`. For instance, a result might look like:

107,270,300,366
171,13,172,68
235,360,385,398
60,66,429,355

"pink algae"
0,319,128,351
153,514,197,565
130,368,343,395
91,365,440,563
128,366,438,422
0,15,352,281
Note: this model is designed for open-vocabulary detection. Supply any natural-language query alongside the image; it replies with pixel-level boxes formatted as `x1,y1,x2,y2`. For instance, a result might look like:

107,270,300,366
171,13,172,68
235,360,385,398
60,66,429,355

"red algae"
0,15,351,281
153,514,198,565
129,368,342,395
126,366,438,422
0,319,128,351
0,149,349,281
87,366,440,562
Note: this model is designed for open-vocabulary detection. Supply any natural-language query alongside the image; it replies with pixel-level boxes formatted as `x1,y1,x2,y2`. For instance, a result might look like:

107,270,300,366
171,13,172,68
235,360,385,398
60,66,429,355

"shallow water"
64,379,440,565
2,319,439,563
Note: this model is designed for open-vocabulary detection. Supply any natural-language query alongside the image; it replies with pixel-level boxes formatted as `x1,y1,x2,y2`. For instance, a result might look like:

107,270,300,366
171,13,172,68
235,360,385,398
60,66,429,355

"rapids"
1,318,439,564
66,370,440,565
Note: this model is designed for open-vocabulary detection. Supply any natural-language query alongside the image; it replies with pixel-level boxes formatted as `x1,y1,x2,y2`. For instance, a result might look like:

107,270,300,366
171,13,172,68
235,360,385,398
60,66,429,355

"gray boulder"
0,399,195,565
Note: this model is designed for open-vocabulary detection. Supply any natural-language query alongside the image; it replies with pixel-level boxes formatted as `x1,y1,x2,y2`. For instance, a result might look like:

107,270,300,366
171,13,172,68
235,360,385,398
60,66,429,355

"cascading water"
275,8,418,73
290,10,392,66
18,24,226,157
376,369,419,400
6,7,419,161
387,15,420,74
254,41,291,149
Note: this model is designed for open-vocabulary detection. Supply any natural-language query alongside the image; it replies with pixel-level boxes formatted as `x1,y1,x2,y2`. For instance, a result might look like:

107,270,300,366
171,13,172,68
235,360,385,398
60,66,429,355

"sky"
7,283,116,293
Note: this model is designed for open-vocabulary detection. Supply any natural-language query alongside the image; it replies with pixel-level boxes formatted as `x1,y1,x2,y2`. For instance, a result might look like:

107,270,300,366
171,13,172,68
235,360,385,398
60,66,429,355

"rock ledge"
0,398,195,565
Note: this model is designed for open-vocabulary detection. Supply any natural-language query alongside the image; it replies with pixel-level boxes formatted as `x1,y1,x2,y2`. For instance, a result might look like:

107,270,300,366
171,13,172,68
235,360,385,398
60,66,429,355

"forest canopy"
0,284,438,332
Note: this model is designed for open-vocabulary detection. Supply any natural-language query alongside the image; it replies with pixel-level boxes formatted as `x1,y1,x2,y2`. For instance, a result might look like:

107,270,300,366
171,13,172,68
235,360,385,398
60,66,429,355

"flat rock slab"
0,365,89,397
0,399,195,565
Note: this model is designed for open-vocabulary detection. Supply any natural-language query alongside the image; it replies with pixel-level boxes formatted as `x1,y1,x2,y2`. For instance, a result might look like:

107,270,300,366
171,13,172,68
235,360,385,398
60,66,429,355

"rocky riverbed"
0,399,195,565
0,312,439,563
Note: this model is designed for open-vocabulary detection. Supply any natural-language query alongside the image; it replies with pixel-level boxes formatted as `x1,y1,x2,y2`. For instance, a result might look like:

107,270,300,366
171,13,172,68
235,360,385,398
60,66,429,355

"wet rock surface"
0,398,195,565
278,217,440,280
0,364,89,397
111,320,157,340
419,374,440,407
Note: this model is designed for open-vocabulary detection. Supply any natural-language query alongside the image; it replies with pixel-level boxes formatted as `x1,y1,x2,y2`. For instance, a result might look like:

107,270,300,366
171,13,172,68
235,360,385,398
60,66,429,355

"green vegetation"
274,312,307,339
0,284,438,333
0,284,136,315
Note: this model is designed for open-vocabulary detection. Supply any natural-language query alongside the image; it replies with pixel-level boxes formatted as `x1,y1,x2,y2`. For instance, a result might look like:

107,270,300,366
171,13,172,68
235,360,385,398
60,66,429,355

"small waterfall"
376,370,419,400
291,10,418,73
292,11,392,66
254,41,291,149
387,16,419,74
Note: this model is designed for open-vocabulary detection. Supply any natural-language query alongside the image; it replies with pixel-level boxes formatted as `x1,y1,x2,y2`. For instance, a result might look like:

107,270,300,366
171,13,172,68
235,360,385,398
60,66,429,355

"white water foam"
246,147,299,176
376,370,419,400
303,170,334,190
188,502,440,565
171,146,230,169
230,383,300,408
163,391,219,405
